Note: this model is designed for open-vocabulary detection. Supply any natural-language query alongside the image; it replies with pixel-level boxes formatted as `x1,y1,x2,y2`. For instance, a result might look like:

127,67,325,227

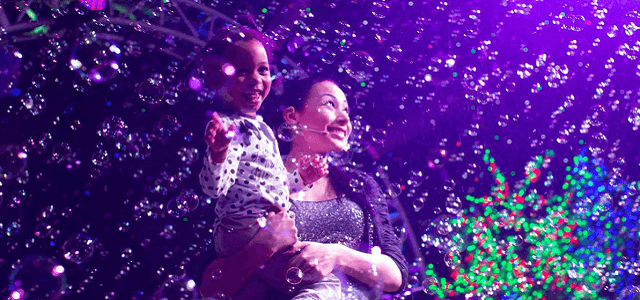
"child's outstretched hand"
297,154,329,185
205,112,236,164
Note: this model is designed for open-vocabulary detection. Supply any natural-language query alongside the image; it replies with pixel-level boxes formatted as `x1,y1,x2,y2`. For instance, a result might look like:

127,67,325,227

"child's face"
225,39,272,117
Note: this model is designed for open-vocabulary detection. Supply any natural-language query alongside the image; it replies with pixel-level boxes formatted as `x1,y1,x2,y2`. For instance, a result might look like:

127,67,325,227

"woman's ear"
283,106,299,125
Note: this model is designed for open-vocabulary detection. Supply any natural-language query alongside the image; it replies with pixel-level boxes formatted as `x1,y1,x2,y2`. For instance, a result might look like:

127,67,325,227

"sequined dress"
289,196,383,300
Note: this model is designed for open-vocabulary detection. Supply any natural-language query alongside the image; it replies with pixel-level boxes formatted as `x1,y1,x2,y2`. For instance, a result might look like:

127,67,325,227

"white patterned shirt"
199,112,306,234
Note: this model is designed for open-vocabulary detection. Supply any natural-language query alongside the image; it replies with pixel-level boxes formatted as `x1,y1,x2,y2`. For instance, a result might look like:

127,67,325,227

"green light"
360,82,366,87
578,139,584,145
453,72,458,77
26,8,38,21
31,25,49,35
494,135,499,140
305,7,311,12
471,48,476,54
141,108,146,113
262,8,267,13
340,40,346,46
536,84,542,91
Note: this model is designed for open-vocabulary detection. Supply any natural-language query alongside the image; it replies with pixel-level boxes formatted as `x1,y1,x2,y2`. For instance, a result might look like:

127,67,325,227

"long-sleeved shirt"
199,113,301,234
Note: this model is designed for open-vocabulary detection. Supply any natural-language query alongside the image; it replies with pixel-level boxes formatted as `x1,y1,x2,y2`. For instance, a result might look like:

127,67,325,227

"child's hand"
205,112,236,164
297,154,329,185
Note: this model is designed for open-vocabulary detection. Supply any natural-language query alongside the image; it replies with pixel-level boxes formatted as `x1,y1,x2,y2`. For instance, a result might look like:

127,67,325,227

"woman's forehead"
309,81,347,102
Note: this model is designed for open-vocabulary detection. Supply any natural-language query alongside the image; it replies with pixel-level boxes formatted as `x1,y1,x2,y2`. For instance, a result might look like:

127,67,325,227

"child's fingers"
224,123,236,140
211,112,228,132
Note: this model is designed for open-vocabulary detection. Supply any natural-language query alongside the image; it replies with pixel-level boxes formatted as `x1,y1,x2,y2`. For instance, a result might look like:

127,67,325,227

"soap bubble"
99,116,128,139
70,38,121,83
0,45,22,98
62,233,95,264
153,275,197,300
0,144,28,180
8,255,66,300
285,267,304,285
343,51,375,82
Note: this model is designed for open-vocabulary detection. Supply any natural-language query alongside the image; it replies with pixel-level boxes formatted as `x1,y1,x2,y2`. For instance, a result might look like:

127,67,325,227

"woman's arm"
287,242,403,293
200,209,300,298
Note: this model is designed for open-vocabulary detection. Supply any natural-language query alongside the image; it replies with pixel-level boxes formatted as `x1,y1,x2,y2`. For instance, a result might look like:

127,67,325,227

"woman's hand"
287,242,344,283
296,154,329,185
257,209,299,255
205,112,236,164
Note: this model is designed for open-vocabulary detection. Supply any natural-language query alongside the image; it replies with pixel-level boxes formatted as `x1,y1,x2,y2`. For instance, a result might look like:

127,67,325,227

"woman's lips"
327,126,347,139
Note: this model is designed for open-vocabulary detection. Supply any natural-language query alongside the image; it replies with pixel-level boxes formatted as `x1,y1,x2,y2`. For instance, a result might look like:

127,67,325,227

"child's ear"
283,106,298,125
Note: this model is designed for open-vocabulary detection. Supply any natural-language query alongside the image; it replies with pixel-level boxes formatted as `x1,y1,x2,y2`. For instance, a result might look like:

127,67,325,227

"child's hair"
202,25,275,62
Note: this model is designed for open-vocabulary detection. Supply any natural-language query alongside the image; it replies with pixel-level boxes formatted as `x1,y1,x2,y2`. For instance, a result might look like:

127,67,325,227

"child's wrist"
209,147,228,164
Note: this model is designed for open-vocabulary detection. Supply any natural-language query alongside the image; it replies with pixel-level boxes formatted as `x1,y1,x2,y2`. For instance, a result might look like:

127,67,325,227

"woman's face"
295,81,352,154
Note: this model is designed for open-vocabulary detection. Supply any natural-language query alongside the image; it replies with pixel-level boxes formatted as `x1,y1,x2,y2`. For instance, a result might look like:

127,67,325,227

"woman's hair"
279,76,339,112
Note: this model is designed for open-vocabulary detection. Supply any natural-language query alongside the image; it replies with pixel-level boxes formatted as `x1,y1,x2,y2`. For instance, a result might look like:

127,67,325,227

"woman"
200,77,408,299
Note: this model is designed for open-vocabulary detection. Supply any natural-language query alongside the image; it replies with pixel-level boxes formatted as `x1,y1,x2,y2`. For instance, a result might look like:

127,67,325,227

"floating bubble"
618,285,640,300
372,129,386,144
0,45,22,98
34,222,53,238
388,183,402,197
51,142,72,163
422,277,439,295
153,275,197,300
320,49,336,64
176,189,199,212
371,1,390,18
285,267,304,285
62,233,95,264
588,132,608,156
70,38,120,83
589,105,607,127
8,255,66,300
407,170,424,187
413,196,426,212
343,51,375,82
277,123,298,142
445,194,462,215
444,250,461,268
19,93,46,117
443,179,456,192
138,74,166,105
327,150,352,166
177,147,199,165
167,198,187,218
349,178,365,193
385,45,403,63
99,116,128,139
156,115,181,138
91,149,109,166
0,144,28,180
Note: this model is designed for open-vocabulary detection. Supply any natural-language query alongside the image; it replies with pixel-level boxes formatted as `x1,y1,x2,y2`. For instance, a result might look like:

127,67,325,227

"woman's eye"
324,101,336,108
259,67,270,73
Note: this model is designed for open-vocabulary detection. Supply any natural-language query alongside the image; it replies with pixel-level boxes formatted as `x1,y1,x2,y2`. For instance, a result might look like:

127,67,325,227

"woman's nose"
335,113,349,126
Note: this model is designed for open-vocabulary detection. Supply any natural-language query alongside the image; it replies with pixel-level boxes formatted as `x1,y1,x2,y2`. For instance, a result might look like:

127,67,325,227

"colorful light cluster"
424,149,640,299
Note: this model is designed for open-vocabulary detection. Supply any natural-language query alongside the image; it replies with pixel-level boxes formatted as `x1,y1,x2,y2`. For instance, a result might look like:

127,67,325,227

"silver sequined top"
291,197,383,300
290,196,365,249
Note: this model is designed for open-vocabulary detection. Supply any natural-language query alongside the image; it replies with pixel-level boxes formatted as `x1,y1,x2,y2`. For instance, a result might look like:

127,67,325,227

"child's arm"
199,112,240,198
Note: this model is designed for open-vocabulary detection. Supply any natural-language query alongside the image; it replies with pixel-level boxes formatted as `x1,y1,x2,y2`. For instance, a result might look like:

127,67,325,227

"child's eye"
259,66,270,73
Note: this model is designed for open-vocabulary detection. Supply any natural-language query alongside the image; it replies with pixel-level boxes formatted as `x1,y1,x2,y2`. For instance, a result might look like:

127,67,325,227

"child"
198,26,341,300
